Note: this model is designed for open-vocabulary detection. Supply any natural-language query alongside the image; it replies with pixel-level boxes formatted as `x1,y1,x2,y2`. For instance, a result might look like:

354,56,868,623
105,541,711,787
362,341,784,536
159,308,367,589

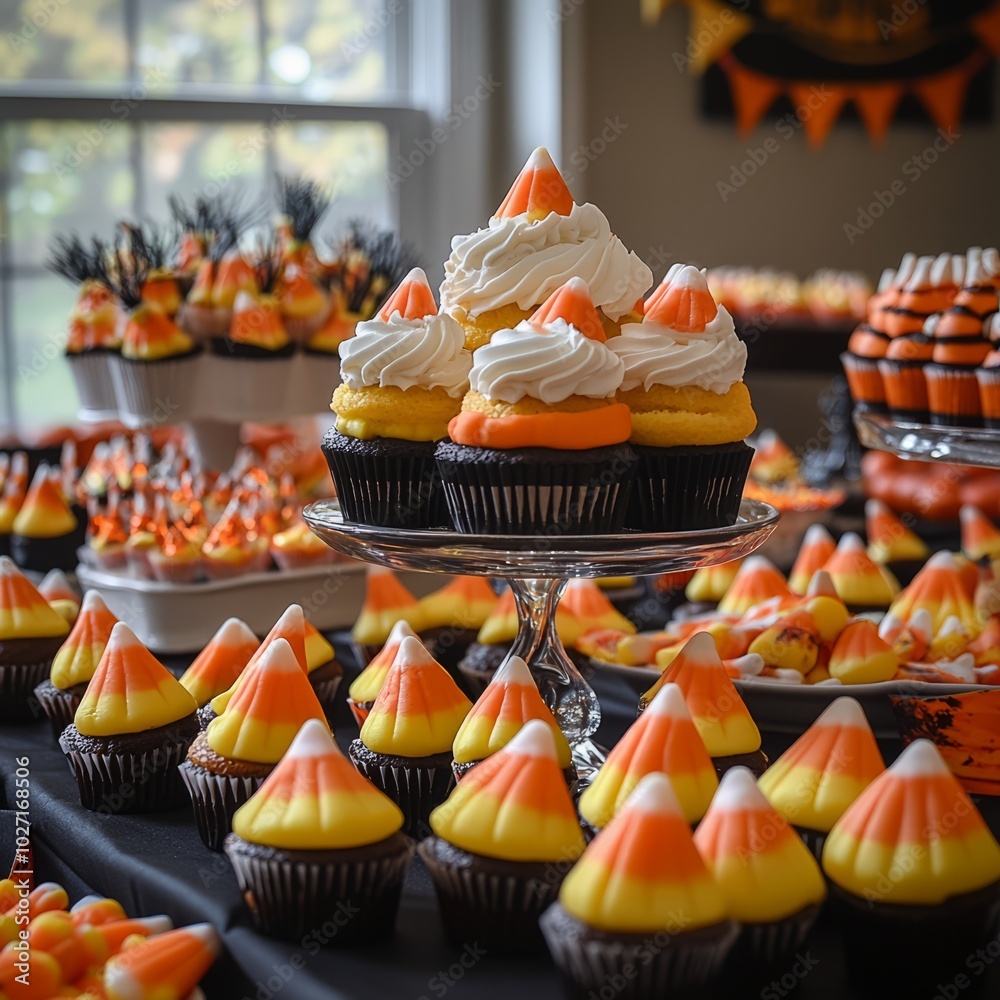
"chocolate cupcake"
419,721,585,955
180,637,329,851
226,719,413,943
0,556,70,724
59,623,199,813
349,636,471,839
34,591,118,740
303,621,344,720
9,465,84,574
541,773,738,999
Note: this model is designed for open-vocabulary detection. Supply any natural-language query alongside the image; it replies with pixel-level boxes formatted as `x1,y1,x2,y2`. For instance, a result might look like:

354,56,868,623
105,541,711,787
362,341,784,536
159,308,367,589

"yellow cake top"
0,556,71,641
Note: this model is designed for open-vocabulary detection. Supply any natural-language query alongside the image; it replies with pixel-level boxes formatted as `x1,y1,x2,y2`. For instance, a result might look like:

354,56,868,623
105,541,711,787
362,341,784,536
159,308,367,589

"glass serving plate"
855,411,1000,469
304,498,779,777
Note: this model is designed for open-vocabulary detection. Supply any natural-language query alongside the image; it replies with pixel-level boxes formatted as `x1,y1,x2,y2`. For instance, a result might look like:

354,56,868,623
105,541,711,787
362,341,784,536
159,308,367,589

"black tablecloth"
1,643,998,1000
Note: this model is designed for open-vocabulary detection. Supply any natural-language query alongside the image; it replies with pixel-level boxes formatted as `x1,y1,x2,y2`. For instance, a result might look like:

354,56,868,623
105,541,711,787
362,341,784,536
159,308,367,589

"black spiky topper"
95,227,151,312
325,220,418,318
118,221,174,272
251,235,283,296
277,175,331,245
46,234,104,287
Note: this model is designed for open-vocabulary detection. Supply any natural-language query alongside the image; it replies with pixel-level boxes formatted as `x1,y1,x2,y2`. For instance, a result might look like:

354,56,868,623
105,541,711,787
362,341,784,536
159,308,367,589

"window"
0,0,433,432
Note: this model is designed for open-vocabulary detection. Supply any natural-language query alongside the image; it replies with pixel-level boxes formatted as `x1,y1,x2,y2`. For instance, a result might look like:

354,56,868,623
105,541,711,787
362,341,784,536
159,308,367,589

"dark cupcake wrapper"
309,671,343,722
435,443,637,536
540,903,739,999
59,730,194,814
322,428,448,529
348,739,454,840
180,761,268,852
626,441,753,533
712,749,769,780
727,903,822,970
225,833,414,943
793,825,828,863
0,660,53,725
33,679,86,740
456,643,508,698
10,530,84,574
417,837,567,956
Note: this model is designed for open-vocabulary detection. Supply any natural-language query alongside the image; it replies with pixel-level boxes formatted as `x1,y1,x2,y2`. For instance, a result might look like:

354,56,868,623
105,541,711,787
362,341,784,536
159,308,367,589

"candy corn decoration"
179,617,259,706
560,578,636,635
641,632,761,760
430,720,584,861
886,551,981,637
717,556,791,617
560,773,730,933
0,556,71,639
352,566,424,646
579,682,718,829
960,505,1000,562
415,575,499,631
823,740,1000,904
686,560,743,604
822,532,899,608
348,620,420,709
495,147,574,223
11,466,77,538
104,923,220,1000
529,276,607,342
452,656,571,767
303,620,336,672
694,767,826,922
749,429,798,484
233,719,404,849
865,500,928,566
828,620,898,684
38,568,81,623
50,591,119,690
788,525,837,595
643,265,719,334
377,266,437,321
206,638,328,764
758,697,885,832
476,587,584,647
360,636,472,757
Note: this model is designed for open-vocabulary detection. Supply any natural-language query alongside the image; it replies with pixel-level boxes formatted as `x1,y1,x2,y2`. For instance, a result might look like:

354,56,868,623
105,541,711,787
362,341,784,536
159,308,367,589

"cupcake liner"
626,441,753,533
975,367,1000,428
176,302,232,342
309,672,343,721
33,679,85,740
180,761,267,852
323,429,448,529
270,546,337,571
111,351,204,427
727,903,821,970
59,730,194,814
840,353,886,411
925,365,982,428
348,740,454,840
225,833,414,943
0,660,52,725
296,351,342,415
10,531,82,574
148,557,202,584
200,353,294,423
793,825,827,863
877,359,929,423
435,443,637,536
283,308,329,346
540,904,738,999
66,350,119,419
417,837,565,955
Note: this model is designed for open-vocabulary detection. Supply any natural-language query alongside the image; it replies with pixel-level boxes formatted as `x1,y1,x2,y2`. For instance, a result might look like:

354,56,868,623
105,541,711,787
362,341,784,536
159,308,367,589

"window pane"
274,121,390,245
265,0,391,100
6,120,134,270
141,122,270,223
11,276,80,430
137,0,260,92
0,0,127,83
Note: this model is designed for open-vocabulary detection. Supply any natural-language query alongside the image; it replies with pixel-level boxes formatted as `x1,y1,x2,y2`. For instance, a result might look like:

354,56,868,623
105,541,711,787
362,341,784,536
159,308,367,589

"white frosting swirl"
440,203,652,321
339,312,471,397
611,305,747,394
469,319,624,404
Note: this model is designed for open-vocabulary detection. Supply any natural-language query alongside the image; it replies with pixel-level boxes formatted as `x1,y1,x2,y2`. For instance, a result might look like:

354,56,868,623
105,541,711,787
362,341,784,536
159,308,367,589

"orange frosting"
495,147,574,222
885,334,934,363
881,310,927,339
530,277,606,341
447,404,632,451
378,267,437,321
847,326,890,359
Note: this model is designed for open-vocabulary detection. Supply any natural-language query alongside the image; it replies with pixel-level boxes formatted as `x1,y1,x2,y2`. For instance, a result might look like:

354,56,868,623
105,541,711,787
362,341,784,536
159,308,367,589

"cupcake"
59,622,199,813
133,222,182,319
176,225,243,341
827,619,899,684
865,499,929,586
440,147,650,350
85,493,129,571
821,532,899,612
350,566,426,664
0,557,70,724
413,575,498,672
324,267,471,528
33,591,118,740
758,697,884,860
226,719,413,942
640,632,767,777
451,655,572,780
960,503,1000,562
437,278,637,535
716,555,792,617
349,636,472,838
822,740,1000,989
180,638,329,851
346,620,419,727
302,621,344,720
269,517,337,570
200,497,256,580
693,767,826,970
975,339,1000,429
178,617,259,708
579,682,717,833
787,524,837,595
611,266,757,531
541,773,738,999
47,234,122,419
419,720,585,955
879,331,933,422
147,516,202,583
9,465,82,573
37,568,81,624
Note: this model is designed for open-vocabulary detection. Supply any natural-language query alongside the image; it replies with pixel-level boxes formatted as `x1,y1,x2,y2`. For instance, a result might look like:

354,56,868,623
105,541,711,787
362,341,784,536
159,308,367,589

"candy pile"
742,429,845,512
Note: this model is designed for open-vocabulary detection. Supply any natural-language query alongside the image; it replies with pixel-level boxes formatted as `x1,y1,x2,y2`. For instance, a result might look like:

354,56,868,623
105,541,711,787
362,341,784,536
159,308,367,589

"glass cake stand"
304,499,779,777
855,411,1000,469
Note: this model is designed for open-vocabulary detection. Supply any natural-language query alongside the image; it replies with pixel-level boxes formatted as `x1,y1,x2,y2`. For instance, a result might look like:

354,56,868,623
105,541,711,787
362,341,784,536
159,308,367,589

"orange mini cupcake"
975,339,1000,429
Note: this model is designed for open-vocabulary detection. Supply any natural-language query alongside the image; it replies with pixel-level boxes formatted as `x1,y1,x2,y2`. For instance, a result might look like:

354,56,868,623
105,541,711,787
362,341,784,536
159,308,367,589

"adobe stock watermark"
416,942,488,999
760,952,820,999
386,74,501,190
716,86,832,202
341,0,404,57
673,0,749,72
562,117,628,185
6,0,71,52
843,127,959,243
878,0,929,40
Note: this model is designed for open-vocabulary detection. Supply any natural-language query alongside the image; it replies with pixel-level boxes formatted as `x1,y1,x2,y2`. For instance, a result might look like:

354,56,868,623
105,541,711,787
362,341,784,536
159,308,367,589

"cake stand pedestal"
304,499,779,778
855,411,1000,469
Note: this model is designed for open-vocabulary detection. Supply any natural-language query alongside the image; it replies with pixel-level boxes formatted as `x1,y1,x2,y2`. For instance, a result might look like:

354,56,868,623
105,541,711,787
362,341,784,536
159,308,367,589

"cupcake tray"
855,411,1000,469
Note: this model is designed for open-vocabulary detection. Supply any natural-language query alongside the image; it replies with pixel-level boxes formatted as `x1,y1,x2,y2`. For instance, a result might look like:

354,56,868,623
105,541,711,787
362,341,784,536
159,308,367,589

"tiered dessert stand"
304,498,779,777
855,411,1000,469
